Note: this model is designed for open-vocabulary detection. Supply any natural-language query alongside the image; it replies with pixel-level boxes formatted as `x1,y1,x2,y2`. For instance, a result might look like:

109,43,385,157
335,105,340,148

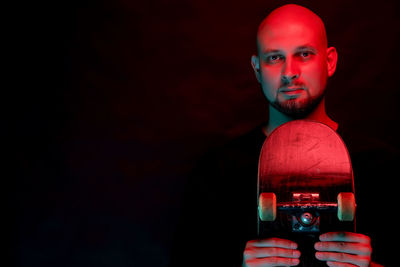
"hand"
243,238,301,266
314,232,372,267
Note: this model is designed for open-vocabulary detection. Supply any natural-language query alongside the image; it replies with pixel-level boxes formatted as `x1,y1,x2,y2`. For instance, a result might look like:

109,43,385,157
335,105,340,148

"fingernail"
291,243,298,249
319,234,326,241
292,258,300,265
315,252,324,260
314,242,321,250
294,250,301,258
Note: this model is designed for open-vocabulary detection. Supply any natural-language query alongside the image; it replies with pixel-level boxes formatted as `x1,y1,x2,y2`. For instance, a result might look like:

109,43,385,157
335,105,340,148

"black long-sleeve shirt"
169,123,398,267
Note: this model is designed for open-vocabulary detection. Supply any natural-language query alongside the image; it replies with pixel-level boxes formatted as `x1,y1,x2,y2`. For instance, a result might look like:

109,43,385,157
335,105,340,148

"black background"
10,0,400,266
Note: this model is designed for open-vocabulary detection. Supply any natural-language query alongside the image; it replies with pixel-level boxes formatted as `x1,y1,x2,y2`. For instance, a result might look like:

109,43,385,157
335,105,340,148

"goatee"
271,90,326,119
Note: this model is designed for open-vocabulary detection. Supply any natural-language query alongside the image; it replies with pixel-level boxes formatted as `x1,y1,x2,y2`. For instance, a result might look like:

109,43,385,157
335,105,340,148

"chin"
272,94,324,119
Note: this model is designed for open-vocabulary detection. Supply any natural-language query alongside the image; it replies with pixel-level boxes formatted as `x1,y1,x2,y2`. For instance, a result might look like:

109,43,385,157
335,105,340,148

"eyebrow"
262,45,318,55
261,49,282,54
295,45,318,53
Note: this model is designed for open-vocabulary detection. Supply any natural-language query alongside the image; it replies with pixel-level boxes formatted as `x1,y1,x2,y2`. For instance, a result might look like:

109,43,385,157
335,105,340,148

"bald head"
251,4,338,122
256,4,328,54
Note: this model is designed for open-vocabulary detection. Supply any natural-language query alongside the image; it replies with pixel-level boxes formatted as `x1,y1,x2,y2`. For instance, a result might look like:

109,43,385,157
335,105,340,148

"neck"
262,97,338,136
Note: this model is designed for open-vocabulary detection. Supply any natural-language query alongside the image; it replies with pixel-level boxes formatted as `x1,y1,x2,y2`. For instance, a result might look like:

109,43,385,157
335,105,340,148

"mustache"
279,82,307,90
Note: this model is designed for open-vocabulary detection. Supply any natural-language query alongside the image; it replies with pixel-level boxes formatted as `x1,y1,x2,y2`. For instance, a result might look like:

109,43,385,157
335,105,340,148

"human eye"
296,50,315,60
301,51,310,57
264,54,284,64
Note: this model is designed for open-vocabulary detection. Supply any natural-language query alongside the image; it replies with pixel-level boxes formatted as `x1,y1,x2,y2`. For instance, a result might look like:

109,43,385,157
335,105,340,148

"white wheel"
337,192,356,221
258,193,277,221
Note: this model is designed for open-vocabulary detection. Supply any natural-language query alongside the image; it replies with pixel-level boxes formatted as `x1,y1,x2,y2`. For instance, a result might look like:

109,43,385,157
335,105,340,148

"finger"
244,247,301,260
245,256,300,266
326,261,358,267
248,238,298,249
315,241,372,256
316,252,371,267
319,232,371,244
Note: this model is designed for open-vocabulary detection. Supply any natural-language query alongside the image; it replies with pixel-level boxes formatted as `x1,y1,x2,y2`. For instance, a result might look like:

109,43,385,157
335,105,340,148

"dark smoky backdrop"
10,0,399,266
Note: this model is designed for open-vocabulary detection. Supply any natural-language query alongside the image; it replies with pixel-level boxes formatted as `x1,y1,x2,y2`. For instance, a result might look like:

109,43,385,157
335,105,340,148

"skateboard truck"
292,193,321,233
258,192,356,233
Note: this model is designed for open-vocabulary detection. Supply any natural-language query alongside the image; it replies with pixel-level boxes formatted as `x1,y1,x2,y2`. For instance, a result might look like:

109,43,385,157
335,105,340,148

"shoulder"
212,124,267,162
337,123,399,165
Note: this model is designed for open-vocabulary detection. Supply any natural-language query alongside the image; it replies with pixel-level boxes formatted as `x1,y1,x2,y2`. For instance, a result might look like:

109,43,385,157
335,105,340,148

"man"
170,4,391,267
244,4,376,267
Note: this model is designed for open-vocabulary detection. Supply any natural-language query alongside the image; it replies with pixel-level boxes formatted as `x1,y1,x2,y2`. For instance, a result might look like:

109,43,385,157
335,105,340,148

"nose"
281,58,300,85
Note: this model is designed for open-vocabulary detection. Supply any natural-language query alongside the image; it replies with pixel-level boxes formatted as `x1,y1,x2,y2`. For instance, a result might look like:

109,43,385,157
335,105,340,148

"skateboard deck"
257,120,356,266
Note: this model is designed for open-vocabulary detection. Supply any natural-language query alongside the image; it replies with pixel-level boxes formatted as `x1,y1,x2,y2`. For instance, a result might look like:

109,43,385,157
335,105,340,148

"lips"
279,86,305,96
281,86,304,90
281,87,304,93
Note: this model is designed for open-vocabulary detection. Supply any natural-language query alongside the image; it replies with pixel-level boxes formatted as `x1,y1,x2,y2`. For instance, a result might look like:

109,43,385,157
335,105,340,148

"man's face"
252,17,337,117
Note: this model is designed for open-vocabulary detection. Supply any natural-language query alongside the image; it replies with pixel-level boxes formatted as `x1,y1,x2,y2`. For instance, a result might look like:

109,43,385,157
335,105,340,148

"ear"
251,55,261,83
326,47,338,77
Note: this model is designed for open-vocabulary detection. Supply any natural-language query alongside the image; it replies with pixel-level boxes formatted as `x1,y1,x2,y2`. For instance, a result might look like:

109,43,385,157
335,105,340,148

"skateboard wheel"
337,192,356,221
258,193,276,221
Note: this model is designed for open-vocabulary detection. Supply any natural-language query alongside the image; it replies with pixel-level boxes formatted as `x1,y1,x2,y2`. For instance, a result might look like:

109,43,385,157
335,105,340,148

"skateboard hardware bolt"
299,212,314,226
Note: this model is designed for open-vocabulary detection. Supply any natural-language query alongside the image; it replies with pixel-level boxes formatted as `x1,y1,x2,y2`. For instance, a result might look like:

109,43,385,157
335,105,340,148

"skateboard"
257,120,356,266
